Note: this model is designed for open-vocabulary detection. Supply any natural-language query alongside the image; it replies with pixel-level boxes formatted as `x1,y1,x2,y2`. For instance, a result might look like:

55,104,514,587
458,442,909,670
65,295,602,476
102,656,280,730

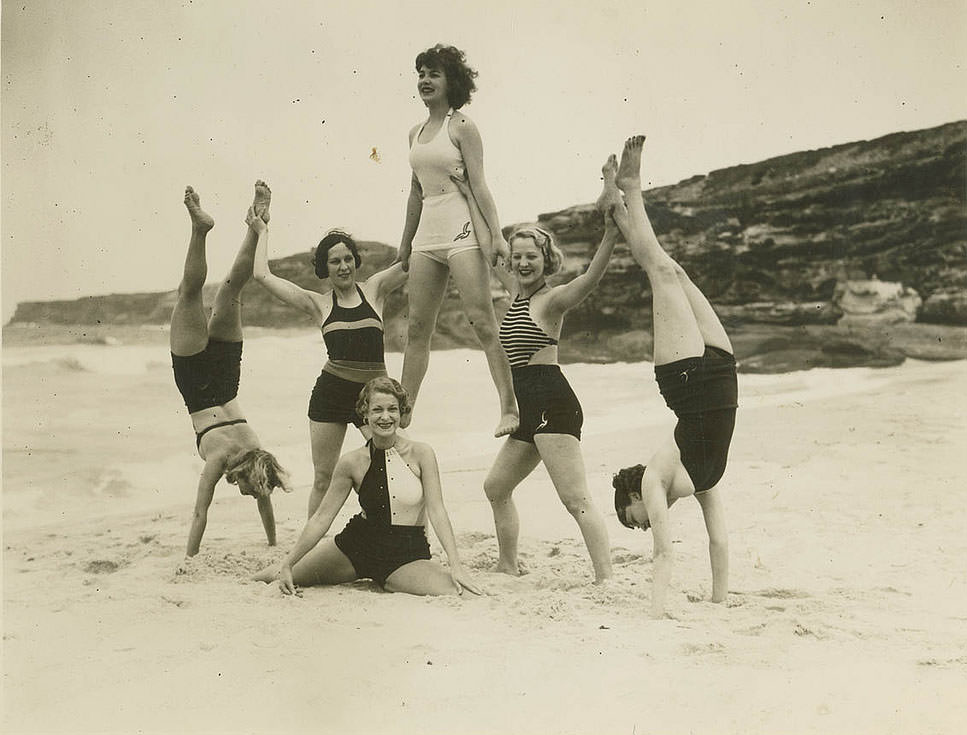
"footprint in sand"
84,560,120,574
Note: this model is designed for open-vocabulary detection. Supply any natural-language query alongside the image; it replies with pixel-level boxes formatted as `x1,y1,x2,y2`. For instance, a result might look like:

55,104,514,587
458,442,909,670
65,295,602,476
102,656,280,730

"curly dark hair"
415,44,478,109
313,229,361,279
613,464,647,528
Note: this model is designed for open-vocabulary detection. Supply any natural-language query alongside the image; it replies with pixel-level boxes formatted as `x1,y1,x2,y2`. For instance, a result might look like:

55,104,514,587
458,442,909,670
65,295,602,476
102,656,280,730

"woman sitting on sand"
450,172,618,584
398,43,518,436
171,184,290,558
249,181,407,517
608,136,737,617
255,377,482,596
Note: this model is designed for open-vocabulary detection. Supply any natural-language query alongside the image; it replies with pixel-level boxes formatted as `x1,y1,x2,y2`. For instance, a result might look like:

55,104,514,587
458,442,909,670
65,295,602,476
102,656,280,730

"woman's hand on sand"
278,565,296,595
450,566,483,596
245,206,267,234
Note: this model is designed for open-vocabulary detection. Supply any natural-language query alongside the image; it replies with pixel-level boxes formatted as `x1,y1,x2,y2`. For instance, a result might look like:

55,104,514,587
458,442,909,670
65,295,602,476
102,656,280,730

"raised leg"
171,186,215,356
534,433,613,582
306,421,349,518
615,136,704,365
384,559,460,595
483,438,542,575
208,181,271,342
399,254,450,425
448,248,519,436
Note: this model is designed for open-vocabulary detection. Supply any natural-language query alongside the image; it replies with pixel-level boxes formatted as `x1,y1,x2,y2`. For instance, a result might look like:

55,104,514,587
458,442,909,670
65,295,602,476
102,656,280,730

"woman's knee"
484,474,514,504
560,492,595,518
464,306,498,342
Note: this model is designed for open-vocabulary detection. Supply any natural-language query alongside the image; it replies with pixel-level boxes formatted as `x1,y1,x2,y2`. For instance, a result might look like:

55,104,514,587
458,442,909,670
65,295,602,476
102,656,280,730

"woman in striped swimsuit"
252,183,407,517
254,377,481,597
452,175,619,583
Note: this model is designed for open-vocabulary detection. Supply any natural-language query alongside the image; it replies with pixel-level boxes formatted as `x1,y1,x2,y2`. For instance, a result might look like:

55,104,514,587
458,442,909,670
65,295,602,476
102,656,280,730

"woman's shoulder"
449,110,477,134
398,437,436,463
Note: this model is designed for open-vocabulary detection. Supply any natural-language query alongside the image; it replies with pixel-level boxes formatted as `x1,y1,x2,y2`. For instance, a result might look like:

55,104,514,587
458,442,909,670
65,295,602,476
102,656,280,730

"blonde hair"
509,226,564,276
355,376,411,418
226,449,291,499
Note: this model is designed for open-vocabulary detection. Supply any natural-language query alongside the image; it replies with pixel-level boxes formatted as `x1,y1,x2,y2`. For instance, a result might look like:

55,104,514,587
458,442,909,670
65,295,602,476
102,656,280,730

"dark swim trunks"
307,370,367,426
334,514,431,587
655,346,738,493
171,339,243,414
510,364,583,443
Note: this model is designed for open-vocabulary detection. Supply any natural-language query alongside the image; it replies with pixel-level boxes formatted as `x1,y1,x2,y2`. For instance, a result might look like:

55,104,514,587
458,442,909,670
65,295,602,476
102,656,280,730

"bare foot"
253,179,271,223
616,135,646,194
595,153,623,212
496,559,527,577
184,186,214,232
494,412,520,438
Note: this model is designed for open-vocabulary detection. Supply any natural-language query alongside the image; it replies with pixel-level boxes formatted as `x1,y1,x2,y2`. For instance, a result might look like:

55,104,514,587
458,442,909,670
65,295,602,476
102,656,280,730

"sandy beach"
3,332,967,734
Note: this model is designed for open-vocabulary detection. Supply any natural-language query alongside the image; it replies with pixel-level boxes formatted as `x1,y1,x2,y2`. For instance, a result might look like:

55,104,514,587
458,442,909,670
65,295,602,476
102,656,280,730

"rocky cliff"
9,121,967,370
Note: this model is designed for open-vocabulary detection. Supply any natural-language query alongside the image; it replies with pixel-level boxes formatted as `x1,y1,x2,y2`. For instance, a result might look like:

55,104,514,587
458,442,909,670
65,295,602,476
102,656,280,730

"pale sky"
3,0,965,322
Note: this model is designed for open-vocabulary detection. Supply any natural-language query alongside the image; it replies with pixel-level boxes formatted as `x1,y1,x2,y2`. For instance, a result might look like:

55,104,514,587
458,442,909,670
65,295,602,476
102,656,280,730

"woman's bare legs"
253,538,358,586
384,560,460,595
206,182,270,342
400,254,450,426
483,438,542,575
613,136,705,366
448,248,519,437
170,187,214,356
306,421,349,517
534,434,613,582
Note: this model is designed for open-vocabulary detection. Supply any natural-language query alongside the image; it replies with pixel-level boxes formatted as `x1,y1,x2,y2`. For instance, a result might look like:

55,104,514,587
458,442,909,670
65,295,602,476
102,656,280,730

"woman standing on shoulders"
250,182,407,517
451,168,618,583
398,44,518,436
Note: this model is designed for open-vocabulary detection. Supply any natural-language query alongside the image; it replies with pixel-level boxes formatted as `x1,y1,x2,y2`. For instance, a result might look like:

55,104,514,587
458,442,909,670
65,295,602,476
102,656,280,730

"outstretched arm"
695,488,729,603
546,209,620,313
185,460,223,557
420,444,482,595
277,458,354,594
455,118,509,265
247,208,326,321
367,262,409,304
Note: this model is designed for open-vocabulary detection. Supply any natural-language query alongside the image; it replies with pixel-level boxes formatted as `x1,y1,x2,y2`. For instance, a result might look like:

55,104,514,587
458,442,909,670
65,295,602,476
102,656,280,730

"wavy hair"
509,226,565,277
415,44,478,109
612,464,647,529
355,376,412,419
313,229,361,279
226,449,291,499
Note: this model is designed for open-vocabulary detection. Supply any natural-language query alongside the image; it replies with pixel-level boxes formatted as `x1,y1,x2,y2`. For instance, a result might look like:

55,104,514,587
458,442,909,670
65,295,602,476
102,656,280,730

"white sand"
3,336,967,734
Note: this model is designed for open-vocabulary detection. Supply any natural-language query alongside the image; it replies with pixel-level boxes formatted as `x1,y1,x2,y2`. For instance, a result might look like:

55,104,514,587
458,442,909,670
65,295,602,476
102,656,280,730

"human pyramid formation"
170,45,738,617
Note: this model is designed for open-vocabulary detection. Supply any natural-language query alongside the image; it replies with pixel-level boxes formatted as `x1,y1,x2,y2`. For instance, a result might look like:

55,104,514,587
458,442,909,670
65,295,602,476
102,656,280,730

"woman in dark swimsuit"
251,182,407,517
254,377,481,596
170,184,289,559
451,174,619,584
607,136,738,617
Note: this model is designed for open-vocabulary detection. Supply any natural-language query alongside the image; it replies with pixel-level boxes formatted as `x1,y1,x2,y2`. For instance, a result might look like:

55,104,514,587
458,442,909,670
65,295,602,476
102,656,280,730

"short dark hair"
356,376,412,419
313,229,361,279
613,464,646,528
415,44,478,109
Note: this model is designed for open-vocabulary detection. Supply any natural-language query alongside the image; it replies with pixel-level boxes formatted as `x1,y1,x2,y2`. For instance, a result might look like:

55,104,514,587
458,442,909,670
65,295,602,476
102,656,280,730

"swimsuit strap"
195,418,248,448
